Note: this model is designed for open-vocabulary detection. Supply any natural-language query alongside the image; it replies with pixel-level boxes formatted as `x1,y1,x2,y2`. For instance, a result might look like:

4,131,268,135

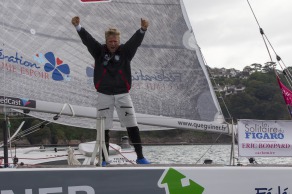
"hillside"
1,65,291,145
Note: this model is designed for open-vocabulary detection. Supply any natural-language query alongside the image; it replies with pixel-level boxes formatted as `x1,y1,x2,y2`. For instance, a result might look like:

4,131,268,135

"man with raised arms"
71,16,150,166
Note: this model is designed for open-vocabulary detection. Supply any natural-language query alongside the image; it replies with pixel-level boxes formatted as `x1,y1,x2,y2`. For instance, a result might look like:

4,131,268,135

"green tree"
250,63,262,72
217,67,291,121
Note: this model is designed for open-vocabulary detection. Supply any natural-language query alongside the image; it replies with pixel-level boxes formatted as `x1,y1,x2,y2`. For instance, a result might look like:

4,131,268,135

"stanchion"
2,115,9,168
90,116,109,166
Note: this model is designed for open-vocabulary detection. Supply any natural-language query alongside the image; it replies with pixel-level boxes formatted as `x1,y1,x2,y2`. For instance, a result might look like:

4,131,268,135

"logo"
85,66,182,83
158,168,205,194
86,64,94,86
244,122,284,140
0,96,36,108
0,49,40,69
34,53,45,64
114,55,120,61
1,186,95,194
125,112,133,116
132,69,182,82
20,98,32,107
44,52,70,81
255,186,288,194
86,65,94,78
1,49,71,82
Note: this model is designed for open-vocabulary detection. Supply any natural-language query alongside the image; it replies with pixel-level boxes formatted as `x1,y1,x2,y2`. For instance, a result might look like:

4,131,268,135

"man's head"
105,28,120,53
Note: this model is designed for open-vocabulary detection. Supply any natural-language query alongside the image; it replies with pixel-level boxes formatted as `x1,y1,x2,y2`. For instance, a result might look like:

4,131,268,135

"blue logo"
86,66,94,77
20,98,31,106
44,52,70,81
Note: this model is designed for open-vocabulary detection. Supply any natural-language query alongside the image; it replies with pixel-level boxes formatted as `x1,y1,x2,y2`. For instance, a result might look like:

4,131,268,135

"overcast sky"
183,0,292,70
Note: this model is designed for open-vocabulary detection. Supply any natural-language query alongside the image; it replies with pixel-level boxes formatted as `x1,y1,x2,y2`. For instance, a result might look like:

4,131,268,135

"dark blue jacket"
78,27,145,95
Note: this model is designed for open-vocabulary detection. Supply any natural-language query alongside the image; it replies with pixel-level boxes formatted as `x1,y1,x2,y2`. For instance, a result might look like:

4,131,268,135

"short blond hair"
105,28,120,40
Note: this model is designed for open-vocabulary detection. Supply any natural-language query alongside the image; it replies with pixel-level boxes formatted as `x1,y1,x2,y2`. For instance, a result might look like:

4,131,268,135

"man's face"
106,35,120,53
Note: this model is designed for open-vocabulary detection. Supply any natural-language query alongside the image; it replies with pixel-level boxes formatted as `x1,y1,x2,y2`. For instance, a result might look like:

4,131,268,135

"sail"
0,0,228,133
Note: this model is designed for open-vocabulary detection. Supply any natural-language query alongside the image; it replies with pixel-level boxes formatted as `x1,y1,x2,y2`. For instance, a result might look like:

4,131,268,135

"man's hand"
141,18,149,31
71,16,80,27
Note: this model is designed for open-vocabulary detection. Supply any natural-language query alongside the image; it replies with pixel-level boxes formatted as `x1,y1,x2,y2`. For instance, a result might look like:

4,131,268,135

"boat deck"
15,163,292,168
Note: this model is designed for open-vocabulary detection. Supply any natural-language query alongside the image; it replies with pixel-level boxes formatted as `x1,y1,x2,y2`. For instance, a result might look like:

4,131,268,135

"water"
143,145,292,165
2,144,292,165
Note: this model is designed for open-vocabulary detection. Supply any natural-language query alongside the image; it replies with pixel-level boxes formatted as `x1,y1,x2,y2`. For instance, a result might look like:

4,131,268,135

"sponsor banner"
238,119,292,157
0,95,36,108
1,167,292,194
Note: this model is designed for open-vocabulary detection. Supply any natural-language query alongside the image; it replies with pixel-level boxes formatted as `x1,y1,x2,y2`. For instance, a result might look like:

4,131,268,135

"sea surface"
142,144,292,165
1,144,292,166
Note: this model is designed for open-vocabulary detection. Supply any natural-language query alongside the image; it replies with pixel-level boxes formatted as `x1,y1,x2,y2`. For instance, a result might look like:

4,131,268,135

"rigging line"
282,63,292,82
283,69,292,88
0,121,44,145
278,58,292,86
109,144,135,165
9,104,81,143
264,36,292,89
246,0,261,27
10,128,43,144
194,133,223,165
274,59,292,88
279,58,292,81
263,33,291,72
3,119,50,145
247,0,292,84
202,53,232,120
267,47,292,88
246,0,273,62
12,119,46,136
13,121,49,139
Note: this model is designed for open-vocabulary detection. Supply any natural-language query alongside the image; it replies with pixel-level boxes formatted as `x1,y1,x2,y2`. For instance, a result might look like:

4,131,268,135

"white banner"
238,119,292,157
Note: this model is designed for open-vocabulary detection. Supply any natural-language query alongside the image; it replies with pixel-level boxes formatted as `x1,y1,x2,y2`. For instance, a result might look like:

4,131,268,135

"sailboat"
1,0,292,193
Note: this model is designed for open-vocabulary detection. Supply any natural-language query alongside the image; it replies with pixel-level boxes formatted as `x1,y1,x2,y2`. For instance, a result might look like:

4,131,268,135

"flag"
277,76,292,106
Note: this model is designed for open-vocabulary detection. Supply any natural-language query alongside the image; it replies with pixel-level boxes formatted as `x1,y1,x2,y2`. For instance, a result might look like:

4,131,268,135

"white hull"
0,166,291,194
0,144,136,167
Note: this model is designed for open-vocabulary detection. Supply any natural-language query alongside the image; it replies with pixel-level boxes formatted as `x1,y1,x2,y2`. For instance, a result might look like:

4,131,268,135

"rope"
54,103,75,120
1,102,76,146
246,0,292,87
109,144,136,165
194,133,222,164
0,120,50,146
67,146,81,165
